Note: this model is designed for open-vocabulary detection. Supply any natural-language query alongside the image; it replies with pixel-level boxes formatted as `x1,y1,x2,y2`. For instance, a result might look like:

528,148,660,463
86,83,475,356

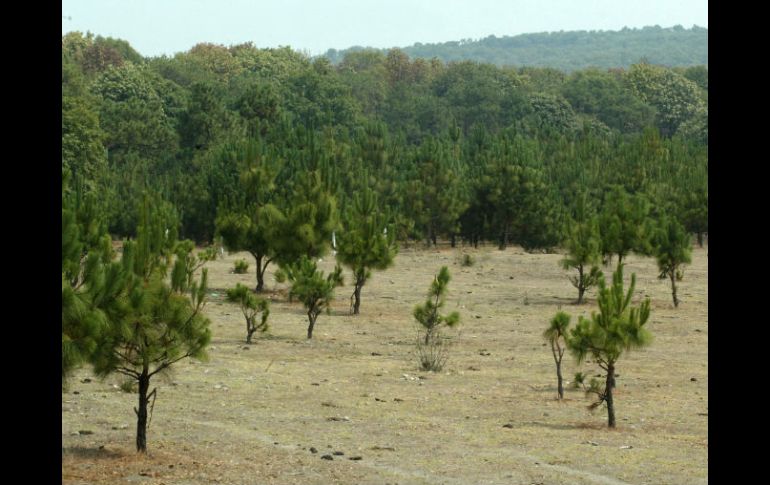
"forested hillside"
324,25,707,71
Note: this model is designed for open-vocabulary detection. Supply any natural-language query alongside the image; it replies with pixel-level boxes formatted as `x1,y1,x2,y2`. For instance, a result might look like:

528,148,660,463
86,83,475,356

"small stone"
311,382,320,386
502,423,514,429
81,378,92,383
393,398,403,402
349,456,363,460
333,451,344,456
321,454,334,460
690,377,697,382
73,391,80,395
371,352,382,356
586,441,599,446
619,445,633,449
242,346,250,350
310,447,318,453
475,315,482,319
543,412,549,417
78,430,94,435
70,431,80,436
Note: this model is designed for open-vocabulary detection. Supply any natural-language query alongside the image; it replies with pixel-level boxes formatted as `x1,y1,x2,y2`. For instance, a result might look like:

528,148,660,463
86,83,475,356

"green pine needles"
336,187,398,315
226,284,270,343
544,312,570,399
566,264,652,427
414,266,460,371
653,215,692,307
286,256,344,339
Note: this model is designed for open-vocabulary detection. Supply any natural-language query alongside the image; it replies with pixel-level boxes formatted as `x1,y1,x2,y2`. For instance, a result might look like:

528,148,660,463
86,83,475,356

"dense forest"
62,30,707,253
324,25,708,72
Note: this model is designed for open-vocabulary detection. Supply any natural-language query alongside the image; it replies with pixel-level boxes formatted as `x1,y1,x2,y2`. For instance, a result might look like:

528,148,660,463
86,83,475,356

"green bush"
233,259,249,274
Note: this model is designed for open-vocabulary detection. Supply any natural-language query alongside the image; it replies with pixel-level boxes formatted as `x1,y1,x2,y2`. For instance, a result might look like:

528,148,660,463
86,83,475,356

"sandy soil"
62,243,707,484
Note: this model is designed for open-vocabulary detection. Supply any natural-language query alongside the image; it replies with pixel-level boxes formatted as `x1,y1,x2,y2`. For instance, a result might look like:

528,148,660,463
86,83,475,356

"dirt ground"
62,243,708,485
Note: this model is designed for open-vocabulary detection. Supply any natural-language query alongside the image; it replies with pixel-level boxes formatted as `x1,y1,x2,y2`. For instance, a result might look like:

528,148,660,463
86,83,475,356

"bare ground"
62,244,708,485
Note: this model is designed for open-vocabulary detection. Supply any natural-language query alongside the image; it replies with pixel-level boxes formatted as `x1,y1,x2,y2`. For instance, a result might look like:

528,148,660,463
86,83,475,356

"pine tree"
653,215,692,307
336,187,398,314
598,186,654,268
413,267,460,345
561,196,603,304
215,138,282,292
544,312,570,399
413,266,460,371
62,170,128,385
287,256,343,339
567,265,652,428
92,195,211,453
226,284,271,343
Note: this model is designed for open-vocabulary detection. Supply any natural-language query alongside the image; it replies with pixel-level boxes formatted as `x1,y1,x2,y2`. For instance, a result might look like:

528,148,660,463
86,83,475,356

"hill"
323,25,707,71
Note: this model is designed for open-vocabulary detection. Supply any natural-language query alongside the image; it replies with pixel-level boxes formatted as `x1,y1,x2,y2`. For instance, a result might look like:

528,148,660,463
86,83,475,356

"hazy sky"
61,0,708,57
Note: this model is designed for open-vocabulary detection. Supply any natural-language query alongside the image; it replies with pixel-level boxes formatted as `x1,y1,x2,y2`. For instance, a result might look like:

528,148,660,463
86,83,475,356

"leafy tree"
336,187,398,314
562,68,656,133
653,215,692,307
226,284,271,343
625,63,706,136
567,265,652,427
544,312,571,399
413,267,460,345
285,256,343,339
92,196,211,453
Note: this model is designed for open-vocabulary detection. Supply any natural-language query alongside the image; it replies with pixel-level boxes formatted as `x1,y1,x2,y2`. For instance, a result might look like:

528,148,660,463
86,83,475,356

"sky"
61,0,708,58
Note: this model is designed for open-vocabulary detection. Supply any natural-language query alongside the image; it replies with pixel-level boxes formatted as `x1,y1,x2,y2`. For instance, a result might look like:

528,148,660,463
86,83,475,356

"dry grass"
62,244,708,484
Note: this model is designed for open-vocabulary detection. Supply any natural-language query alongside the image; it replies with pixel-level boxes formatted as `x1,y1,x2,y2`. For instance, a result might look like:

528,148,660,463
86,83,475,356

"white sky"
61,0,708,57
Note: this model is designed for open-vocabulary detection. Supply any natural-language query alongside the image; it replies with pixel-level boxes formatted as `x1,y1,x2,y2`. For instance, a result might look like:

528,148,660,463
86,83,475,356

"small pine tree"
544,312,570,399
336,187,398,315
567,264,652,428
598,186,654,268
287,256,343,339
414,266,460,346
561,198,603,304
226,283,270,343
653,215,692,307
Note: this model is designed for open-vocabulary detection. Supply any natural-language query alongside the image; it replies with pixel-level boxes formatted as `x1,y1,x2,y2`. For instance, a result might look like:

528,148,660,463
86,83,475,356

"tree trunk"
307,310,317,339
696,232,703,247
246,317,255,344
670,271,679,308
556,359,564,400
577,265,585,304
450,234,456,248
252,253,265,292
135,370,150,453
499,223,510,250
353,278,363,315
606,363,616,428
